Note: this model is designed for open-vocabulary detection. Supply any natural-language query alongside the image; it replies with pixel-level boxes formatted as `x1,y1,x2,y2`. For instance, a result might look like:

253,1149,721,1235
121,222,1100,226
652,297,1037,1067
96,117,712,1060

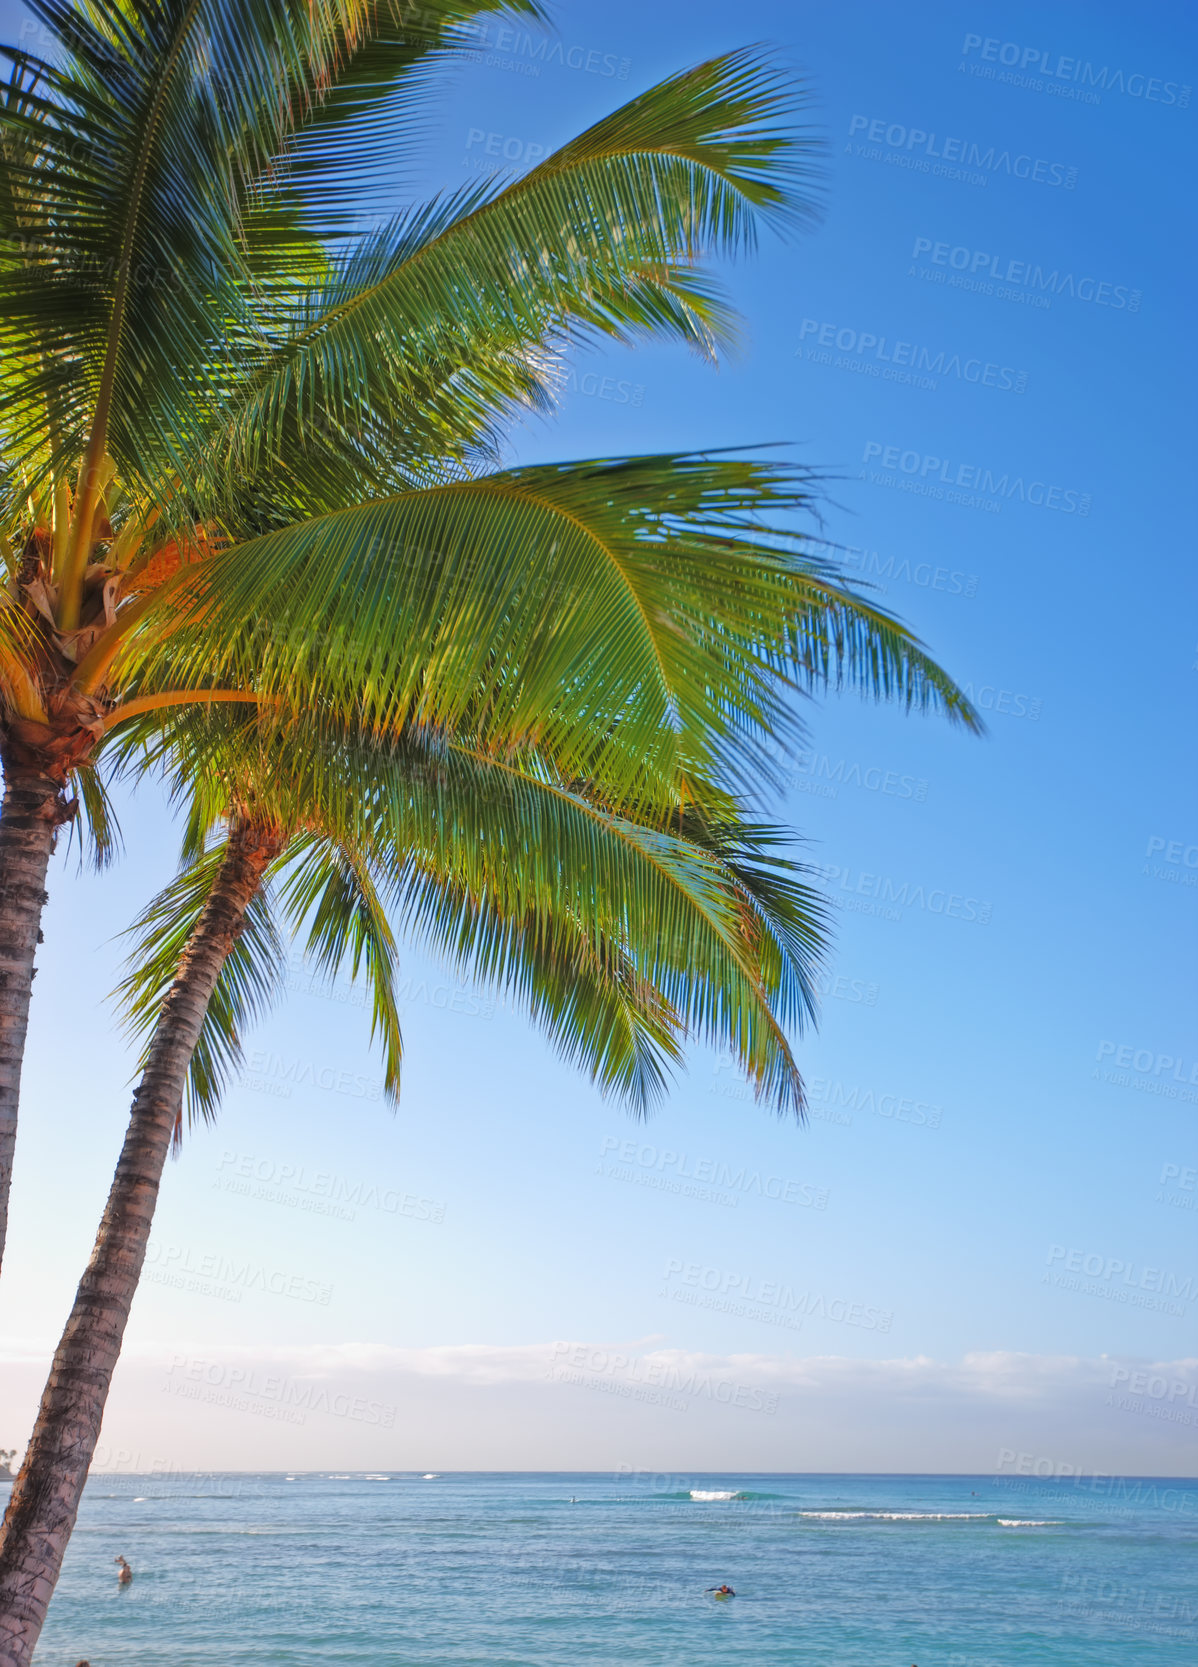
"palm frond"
273,834,403,1104
0,1,547,515
114,702,820,1114
116,839,286,1134
188,48,818,512
123,454,976,819
64,755,122,871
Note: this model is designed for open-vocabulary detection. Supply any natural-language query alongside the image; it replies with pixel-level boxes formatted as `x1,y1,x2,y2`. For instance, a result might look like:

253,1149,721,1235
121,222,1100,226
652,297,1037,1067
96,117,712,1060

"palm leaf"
193,49,818,511
273,833,404,1104
116,840,286,1135
122,454,976,818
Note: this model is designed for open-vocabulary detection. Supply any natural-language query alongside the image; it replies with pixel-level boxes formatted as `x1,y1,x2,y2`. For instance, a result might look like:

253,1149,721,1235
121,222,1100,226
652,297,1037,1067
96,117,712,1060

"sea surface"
25,1471,1198,1664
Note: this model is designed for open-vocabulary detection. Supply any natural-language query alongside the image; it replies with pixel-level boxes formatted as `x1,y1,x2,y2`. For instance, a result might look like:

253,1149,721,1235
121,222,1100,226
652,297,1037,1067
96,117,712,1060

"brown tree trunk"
0,821,281,1667
0,767,70,1277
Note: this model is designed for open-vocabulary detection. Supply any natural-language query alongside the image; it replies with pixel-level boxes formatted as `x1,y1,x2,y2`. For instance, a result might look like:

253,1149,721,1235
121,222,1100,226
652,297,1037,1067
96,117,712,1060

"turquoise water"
27,1472,1198,1664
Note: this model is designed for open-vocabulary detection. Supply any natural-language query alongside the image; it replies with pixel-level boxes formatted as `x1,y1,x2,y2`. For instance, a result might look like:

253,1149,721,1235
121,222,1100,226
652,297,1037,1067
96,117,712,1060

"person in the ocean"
115,1554,133,1584
706,1584,735,1597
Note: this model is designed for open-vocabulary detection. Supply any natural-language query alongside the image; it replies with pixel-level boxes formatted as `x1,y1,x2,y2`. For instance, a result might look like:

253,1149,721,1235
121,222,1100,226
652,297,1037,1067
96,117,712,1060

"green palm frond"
257,2,550,229
116,838,286,1134
114,702,820,1114
394,862,687,1110
192,49,818,512
124,453,976,815
0,1,547,511
64,756,122,872
273,834,403,1104
372,743,816,1113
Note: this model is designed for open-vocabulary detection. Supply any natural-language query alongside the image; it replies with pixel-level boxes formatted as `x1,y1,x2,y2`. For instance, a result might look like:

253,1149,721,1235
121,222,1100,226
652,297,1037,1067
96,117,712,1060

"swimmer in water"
115,1555,133,1584
705,1584,736,1597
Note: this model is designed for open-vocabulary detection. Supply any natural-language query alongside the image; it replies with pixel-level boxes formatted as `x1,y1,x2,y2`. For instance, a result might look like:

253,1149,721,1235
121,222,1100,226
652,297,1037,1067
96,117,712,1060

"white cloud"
2,1339,1194,1474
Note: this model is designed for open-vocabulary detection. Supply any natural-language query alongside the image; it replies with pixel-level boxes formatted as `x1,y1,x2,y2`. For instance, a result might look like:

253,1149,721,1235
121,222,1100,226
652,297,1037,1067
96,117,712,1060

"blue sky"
0,0,1195,1473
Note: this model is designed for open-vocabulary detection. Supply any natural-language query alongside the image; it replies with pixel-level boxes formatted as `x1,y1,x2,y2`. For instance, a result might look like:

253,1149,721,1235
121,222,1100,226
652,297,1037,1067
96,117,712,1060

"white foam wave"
690,1489,740,1501
422,1473,441,1480
997,1519,1057,1527
798,1511,988,1521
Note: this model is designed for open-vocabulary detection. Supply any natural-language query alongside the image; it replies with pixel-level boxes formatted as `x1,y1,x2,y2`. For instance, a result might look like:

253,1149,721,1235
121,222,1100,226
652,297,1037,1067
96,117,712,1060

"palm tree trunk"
0,767,70,1276
0,821,282,1667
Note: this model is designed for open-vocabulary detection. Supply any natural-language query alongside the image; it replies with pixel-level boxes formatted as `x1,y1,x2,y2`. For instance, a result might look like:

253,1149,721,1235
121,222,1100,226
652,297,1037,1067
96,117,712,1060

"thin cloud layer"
2,1340,1194,1474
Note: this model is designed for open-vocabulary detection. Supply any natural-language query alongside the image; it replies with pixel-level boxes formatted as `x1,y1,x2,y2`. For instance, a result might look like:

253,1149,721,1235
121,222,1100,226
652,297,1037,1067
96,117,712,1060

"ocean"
26,1471,1198,1664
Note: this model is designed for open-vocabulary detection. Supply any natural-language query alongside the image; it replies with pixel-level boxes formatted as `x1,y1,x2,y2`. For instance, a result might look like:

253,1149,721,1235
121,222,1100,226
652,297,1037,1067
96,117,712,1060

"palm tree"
0,705,836,1657
0,0,970,1274
0,2,980,1653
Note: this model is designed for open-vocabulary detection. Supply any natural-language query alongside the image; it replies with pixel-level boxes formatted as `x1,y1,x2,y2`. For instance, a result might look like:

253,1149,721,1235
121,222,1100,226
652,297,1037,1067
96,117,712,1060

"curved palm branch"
116,841,287,1134
115,702,826,1118
116,454,977,815
191,48,818,510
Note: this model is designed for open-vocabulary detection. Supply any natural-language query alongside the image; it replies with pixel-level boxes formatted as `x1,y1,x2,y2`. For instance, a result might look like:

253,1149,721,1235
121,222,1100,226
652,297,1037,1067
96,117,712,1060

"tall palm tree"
0,704,834,1658
0,0,971,1273
0,3,980,1652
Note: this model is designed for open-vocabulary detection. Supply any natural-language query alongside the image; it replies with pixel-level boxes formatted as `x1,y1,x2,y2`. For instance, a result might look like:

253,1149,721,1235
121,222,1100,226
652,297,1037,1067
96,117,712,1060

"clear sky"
1,0,1195,1476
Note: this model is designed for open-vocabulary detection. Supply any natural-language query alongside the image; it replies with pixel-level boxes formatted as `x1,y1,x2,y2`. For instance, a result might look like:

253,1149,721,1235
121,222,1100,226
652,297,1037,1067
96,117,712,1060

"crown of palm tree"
0,0,978,1267
0,4,969,827
0,13,986,1656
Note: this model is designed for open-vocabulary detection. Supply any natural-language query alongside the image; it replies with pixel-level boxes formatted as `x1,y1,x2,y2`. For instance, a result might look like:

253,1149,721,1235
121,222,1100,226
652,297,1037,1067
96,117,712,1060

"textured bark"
0,769,69,1276
0,822,281,1666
